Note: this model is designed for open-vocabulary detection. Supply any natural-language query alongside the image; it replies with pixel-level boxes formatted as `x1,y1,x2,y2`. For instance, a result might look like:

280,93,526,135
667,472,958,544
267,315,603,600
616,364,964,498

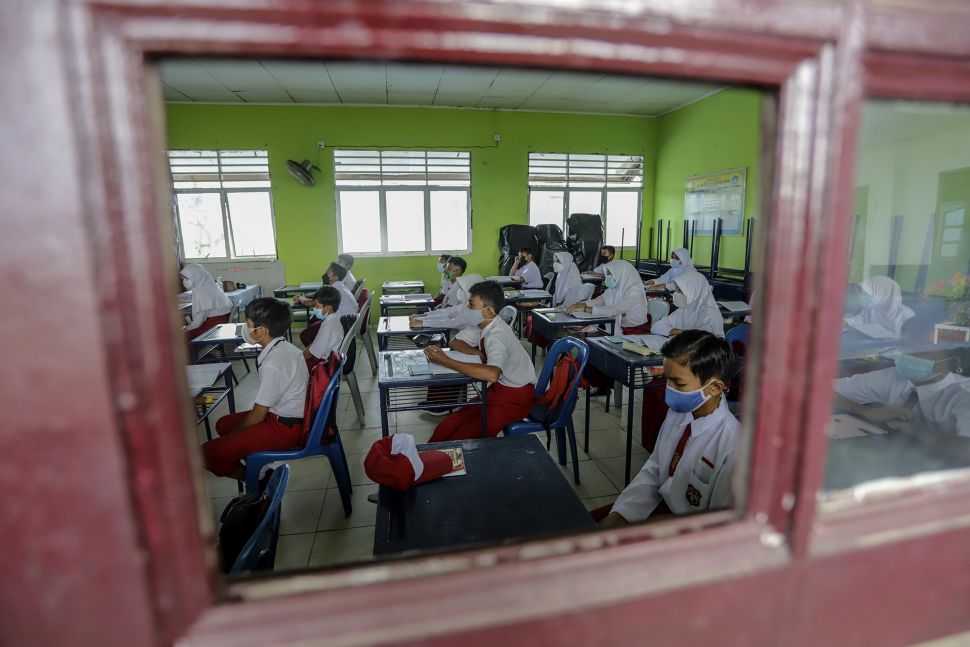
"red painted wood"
4,0,970,645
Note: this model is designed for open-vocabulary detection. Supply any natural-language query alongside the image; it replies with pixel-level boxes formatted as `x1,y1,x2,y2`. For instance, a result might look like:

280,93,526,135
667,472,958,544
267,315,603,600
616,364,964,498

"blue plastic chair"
244,356,353,517
229,464,290,574
725,323,750,357
503,336,589,484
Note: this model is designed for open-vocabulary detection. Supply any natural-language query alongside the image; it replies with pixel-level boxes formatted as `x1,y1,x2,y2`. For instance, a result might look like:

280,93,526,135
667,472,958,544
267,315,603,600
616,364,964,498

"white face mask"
182,278,193,290
603,275,618,289
553,262,563,273
672,291,688,308
462,307,485,326
242,325,265,345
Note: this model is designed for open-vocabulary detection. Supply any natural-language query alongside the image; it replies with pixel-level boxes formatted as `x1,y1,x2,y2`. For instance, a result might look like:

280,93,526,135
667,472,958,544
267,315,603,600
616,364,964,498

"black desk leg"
203,419,213,441
624,366,635,485
380,387,390,438
225,366,236,413
480,381,489,438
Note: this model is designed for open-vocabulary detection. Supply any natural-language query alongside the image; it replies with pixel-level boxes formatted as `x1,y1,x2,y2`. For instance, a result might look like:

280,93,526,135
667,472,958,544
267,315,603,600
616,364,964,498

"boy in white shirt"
599,330,739,526
297,262,357,347
586,245,615,277
440,256,467,308
203,298,309,480
425,280,537,441
303,286,344,367
509,247,544,289
337,253,357,293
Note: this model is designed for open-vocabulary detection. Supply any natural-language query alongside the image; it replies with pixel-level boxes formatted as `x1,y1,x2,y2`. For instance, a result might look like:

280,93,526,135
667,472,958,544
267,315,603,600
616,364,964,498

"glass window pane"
177,192,226,259
339,191,381,254
386,191,426,253
226,192,276,257
605,192,639,247
823,98,970,496
529,190,565,228
430,191,468,251
568,190,602,217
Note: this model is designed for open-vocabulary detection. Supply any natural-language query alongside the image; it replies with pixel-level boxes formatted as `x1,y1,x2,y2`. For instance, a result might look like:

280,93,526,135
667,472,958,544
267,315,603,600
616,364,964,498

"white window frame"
334,149,473,257
527,152,644,246
169,149,278,261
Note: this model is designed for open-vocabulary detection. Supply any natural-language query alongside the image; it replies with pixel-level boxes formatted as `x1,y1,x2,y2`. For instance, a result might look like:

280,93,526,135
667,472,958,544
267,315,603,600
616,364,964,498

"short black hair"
469,280,505,314
602,245,616,256
519,247,534,257
326,262,347,281
439,254,451,262
448,256,467,273
245,297,291,338
311,286,342,312
661,329,734,383
337,253,354,268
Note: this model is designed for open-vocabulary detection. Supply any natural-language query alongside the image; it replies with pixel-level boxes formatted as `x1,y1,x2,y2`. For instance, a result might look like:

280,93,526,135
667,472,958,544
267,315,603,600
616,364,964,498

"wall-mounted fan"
285,159,319,187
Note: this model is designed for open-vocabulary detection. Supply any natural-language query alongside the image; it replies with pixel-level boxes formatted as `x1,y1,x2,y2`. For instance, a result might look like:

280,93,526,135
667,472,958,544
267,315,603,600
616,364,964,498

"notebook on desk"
717,301,750,312
570,311,604,320
850,323,896,339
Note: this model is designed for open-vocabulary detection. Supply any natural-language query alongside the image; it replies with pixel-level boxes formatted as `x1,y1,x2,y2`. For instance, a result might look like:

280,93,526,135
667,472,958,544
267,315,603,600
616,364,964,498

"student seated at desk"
646,248,695,291
433,254,452,305
302,286,343,368
585,245,615,276
439,256,468,308
180,264,233,341
297,262,357,347
565,260,649,334
411,274,484,329
551,251,585,309
844,275,914,337
651,271,725,338
202,298,308,480
337,253,357,292
424,280,537,441
509,247,543,289
598,331,739,527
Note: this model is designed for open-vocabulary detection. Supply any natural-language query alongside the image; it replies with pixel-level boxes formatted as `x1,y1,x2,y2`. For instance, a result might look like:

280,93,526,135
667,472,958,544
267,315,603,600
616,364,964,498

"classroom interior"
164,58,970,576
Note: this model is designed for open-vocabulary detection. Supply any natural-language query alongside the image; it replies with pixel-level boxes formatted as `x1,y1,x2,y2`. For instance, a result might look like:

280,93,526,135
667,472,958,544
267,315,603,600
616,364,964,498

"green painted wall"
165,104,657,309
651,89,762,270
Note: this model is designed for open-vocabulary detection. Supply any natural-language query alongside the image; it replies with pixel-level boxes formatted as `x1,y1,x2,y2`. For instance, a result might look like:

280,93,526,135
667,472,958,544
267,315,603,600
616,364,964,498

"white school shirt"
307,314,344,359
419,303,467,329
514,261,544,289
342,270,357,293
453,324,483,348
612,398,739,523
438,274,452,297
834,368,970,437
650,302,725,338
254,338,309,418
586,261,649,329
333,281,358,318
481,317,537,388
443,279,463,307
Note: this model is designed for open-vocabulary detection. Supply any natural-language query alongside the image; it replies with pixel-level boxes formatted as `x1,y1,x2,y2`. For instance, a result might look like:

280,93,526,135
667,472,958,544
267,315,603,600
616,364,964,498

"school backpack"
529,351,586,426
302,352,341,446
217,482,271,573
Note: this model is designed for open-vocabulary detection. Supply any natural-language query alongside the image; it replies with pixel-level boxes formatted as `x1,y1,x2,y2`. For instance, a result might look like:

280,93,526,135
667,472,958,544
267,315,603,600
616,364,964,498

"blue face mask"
894,354,941,383
665,382,713,413
604,275,618,289
311,308,327,320
437,262,445,272
670,258,682,268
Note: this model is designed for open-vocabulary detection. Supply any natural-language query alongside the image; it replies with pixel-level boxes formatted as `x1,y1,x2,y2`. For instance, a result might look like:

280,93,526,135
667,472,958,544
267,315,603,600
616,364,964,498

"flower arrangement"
925,272,970,326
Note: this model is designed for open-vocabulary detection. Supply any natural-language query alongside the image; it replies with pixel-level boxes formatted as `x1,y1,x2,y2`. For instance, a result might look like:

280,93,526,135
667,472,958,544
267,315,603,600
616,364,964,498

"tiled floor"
198,329,651,574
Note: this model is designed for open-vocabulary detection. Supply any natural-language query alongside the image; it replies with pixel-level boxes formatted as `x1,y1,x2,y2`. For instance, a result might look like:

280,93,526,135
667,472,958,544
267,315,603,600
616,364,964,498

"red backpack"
529,351,586,425
301,352,341,446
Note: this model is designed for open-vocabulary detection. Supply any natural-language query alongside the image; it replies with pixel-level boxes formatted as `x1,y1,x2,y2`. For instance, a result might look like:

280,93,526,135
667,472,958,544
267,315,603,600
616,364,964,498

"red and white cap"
364,434,453,491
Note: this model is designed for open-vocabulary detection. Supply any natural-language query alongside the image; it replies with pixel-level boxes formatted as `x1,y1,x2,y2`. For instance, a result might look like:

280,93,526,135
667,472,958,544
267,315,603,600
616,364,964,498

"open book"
717,301,750,312
430,350,483,375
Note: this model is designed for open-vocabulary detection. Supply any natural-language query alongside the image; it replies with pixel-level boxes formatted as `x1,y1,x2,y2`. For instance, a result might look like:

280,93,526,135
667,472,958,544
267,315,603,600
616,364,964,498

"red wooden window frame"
4,1,970,646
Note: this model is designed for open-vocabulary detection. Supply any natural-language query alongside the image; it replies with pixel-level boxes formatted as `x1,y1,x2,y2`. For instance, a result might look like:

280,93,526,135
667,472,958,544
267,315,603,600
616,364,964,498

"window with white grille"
527,152,644,246
169,150,277,260
334,150,472,255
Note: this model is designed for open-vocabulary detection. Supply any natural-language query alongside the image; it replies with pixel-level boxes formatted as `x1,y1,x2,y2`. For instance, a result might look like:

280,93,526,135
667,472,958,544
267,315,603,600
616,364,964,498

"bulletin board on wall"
684,167,747,236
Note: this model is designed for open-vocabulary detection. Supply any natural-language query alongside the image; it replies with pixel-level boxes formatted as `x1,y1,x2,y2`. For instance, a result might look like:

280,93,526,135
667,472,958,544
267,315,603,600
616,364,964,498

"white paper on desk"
622,334,668,352
430,350,482,375
828,414,888,439
717,301,750,312
850,322,896,339
185,364,229,392
569,311,604,320
299,281,323,289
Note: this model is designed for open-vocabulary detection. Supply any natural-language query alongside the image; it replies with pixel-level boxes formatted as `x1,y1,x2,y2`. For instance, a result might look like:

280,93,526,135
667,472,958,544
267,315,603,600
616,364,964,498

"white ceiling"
157,59,723,117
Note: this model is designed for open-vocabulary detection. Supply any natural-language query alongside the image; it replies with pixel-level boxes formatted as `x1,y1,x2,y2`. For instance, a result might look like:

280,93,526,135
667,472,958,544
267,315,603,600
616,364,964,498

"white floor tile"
284,456,333,491
594,454,648,490
279,488,326,535
582,495,617,511
564,460,619,499
274,532,315,571
308,526,376,568
316,484,379,531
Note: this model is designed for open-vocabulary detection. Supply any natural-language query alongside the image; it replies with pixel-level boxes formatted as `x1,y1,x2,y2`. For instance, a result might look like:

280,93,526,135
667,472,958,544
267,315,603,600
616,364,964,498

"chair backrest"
647,298,670,323
356,286,369,310
229,302,240,323
578,283,596,302
725,322,750,357
498,305,517,325
530,336,589,426
352,279,366,299
302,354,344,448
357,292,372,336
338,314,359,371
229,464,290,574
543,272,555,292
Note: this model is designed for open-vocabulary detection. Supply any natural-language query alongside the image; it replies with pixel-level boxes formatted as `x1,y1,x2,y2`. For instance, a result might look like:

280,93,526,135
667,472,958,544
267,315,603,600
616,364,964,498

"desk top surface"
380,293,434,303
378,350,480,386
532,308,616,327
588,336,665,366
504,289,553,301
377,315,450,335
383,280,425,288
190,323,243,344
374,435,595,556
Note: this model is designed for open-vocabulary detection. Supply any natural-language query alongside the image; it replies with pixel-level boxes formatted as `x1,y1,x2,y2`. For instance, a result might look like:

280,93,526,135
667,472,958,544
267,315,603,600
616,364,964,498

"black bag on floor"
566,213,604,272
498,225,540,275
535,224,567,278
218,489,270,573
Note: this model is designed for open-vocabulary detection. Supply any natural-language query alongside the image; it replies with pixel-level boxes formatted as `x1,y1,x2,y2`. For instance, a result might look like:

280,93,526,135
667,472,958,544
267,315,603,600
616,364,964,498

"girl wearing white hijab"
651,271,725,338
647,248,695,291
567,260,649,333
845,275,915,337
412,274,485,333
180,264,233,340
551,251,585,309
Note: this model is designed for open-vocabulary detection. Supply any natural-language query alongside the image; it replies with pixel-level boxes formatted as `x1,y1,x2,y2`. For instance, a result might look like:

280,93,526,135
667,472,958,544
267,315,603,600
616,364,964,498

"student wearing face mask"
597,331,739,526
586,245,616,276
651,271,724,338
440,256,468,308
412,274,485,334
297,262,358,347
302,286,344,368
202,298,308,480
509,247,543,289
424,280,537,440
646,248,695,291
565,260,649,333
432,255,452,305
337,254,357,292
179,264,233,340
844,276,914,337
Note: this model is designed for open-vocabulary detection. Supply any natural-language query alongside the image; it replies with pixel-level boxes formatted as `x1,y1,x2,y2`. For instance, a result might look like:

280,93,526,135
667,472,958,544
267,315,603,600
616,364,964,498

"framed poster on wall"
684,167,747,236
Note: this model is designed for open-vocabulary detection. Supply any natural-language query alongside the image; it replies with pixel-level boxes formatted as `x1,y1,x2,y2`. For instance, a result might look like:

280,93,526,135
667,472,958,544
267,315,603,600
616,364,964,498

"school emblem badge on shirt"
686,483,702,507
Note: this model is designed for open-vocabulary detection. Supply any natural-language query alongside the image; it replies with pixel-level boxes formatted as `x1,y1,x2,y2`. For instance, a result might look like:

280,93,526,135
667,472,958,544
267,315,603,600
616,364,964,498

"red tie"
668,424,692,476
479,338,486,359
